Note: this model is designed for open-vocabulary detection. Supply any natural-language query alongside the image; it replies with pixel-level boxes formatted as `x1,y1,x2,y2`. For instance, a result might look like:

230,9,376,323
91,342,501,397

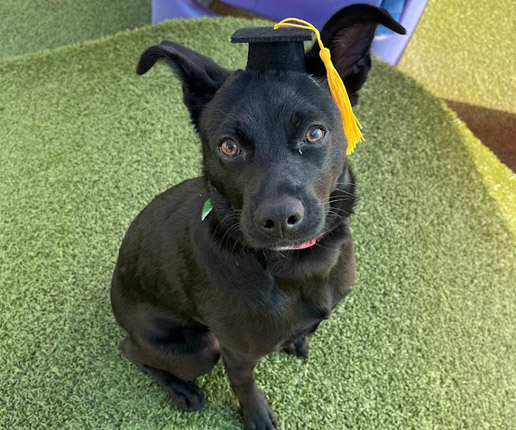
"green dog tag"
201,199,213,221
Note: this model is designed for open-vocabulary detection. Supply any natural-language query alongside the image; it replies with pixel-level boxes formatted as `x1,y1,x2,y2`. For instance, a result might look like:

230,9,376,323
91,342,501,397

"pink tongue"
289,237,317,250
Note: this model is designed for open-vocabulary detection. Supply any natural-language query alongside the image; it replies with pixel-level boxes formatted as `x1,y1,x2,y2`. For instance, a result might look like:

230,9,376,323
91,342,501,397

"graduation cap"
230,18,364,154
231,26,313,73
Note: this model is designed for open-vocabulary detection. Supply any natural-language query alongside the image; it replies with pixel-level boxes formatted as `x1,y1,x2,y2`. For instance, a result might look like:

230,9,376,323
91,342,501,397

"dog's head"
137,5,405,251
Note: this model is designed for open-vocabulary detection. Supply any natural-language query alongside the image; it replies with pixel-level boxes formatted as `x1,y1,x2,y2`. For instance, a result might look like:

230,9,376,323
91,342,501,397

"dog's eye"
305,126,326,143
219,139,240,157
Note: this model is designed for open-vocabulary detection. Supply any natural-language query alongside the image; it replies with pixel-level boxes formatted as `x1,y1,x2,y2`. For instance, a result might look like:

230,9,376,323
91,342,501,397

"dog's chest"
275,276,334,341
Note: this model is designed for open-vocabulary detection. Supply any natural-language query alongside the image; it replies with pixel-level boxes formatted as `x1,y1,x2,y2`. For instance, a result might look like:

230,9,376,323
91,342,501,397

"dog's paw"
242,406,278,430
166,379,206,411
240,389,278,430
282,336,309,359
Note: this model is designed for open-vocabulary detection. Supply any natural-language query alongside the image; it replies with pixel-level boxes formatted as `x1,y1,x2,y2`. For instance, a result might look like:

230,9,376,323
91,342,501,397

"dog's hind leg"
120,336,205,410
118,322,220,411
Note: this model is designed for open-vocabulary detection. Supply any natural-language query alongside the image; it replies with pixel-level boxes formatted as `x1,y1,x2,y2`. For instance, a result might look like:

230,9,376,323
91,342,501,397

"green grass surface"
0,0,150,59
398,0,516,171
399,0,516,114
1,16,516,430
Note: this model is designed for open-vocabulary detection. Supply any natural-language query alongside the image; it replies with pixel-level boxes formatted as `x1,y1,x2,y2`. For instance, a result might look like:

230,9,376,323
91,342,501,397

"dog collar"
201,199,213,221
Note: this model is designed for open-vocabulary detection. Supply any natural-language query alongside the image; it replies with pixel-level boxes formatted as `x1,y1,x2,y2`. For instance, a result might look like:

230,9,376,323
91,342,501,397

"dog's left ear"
137,41,231,130
305,4,406,105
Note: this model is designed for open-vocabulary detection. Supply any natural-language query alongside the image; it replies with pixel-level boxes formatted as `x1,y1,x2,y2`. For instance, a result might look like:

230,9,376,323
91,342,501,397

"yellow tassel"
274,18,364,155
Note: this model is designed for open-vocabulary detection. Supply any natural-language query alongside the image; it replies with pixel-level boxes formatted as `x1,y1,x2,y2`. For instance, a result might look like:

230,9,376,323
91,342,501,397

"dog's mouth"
270,232,325,252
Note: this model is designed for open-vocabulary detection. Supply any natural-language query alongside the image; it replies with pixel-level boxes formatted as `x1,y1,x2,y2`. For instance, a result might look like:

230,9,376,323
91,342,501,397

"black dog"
111,5,405,429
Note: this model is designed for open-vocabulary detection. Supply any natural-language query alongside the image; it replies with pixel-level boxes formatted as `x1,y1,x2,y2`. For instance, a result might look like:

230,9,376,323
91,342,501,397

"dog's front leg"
221,347,277,430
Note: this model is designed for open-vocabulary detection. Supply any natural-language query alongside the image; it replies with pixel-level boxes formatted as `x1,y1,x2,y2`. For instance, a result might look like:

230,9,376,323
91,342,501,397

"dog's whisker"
331,188,357,198
219,222,241,248
214,210,242,237
325,198,354,205
231,225,244,254
325,193,356,202
328,207,351,215
328,209,350,218
327,210,350,221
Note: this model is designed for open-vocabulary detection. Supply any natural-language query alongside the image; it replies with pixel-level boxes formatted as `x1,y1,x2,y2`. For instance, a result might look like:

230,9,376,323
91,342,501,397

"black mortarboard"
231,26,313,73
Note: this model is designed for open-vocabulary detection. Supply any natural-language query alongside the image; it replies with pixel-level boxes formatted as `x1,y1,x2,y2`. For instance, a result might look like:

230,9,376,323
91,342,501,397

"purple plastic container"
151,0,428,65
152,0,216,23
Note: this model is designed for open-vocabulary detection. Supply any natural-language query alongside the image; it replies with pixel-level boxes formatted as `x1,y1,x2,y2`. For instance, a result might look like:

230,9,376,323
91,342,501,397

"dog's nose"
254,197,305,238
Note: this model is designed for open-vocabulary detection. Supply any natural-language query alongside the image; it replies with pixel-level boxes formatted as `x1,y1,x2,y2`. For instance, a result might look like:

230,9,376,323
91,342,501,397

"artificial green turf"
0,0,150,60
1,17,516,430
399,0,516,115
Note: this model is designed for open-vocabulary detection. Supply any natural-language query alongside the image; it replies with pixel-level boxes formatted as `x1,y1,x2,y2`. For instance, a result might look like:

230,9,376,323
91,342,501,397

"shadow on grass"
445,99,516,172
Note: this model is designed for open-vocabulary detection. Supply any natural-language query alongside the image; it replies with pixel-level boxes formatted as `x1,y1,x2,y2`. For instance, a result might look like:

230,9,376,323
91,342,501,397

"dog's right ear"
305,4,406,106
137,40,231,130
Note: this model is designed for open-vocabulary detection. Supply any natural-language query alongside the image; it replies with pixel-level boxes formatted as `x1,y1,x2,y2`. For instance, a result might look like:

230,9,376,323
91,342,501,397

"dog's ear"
137,41,231,130
305,4,406,105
